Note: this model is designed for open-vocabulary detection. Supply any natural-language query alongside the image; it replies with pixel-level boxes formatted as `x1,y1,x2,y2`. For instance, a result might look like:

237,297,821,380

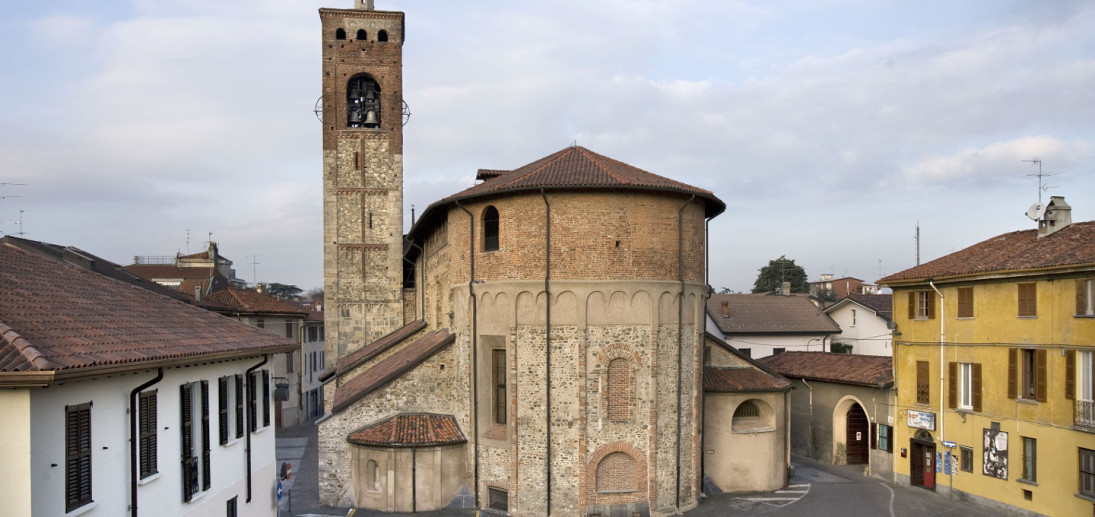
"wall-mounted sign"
942,440,956,448
908,410,936,430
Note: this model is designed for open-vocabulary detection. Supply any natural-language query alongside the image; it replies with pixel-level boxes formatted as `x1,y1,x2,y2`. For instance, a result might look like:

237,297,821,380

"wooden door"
846,404,869,464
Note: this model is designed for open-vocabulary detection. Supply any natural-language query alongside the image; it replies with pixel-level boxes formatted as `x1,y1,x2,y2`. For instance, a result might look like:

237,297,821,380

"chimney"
781,281,791,296
194,285,202,302
1038,196,1072,238
720,300,729,317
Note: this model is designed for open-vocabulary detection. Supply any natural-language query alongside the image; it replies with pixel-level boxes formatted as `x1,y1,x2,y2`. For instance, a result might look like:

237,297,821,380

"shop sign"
908,410,936,430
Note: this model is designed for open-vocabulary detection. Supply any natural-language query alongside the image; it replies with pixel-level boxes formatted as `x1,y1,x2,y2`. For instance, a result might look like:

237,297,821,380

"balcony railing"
1077,400,1095,430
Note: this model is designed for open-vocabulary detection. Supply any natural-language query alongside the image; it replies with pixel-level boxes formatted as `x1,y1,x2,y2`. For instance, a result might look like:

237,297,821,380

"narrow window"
957,287,973,318
483,206,499,252
960,446,973,472
139,391,158,478
916,360,930,404
773,347,786,355
491,350,506,425
227,496,238,517
256,317,265,329
1021,437,1036,482
347,75,381,128
356,29,367,40
181,382,210,501
1011,348,1047,402
851,309,857,326
377,29,388,42
285,321,293,339
606,358,630,421
1018,282,1037,317
877,424,892,453
234,374,244,438
262,370,271,428
365,459,379,490
1078,279,1095,316
1081,448,1095,497
335,28,346,40
66,402,93,512
949,362,980,411
1021,349,1036,399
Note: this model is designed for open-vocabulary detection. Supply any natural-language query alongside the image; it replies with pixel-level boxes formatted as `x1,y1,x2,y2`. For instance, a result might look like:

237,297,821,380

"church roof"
409,146,725,240
330,329,454,413
704,367,791,393
318,319,427,382
347,413,466,448
203,288,311,316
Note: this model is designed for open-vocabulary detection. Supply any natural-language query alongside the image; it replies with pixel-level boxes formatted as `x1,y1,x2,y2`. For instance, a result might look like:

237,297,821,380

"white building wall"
717,333,830,359
28,358,280,517
0,389,33,517
825,303,893,356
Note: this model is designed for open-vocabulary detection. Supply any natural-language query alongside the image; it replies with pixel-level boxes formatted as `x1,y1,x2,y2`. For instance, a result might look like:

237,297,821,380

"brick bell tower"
320,0,407,375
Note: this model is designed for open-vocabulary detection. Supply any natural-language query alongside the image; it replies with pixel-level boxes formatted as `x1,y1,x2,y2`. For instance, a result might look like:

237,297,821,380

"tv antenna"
1022,159,1057,204
0,182,27,199
1,209,27,236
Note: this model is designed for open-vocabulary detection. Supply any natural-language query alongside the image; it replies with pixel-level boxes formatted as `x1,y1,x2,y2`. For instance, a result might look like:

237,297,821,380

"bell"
349,109,362,123
348,86,361,99
363,110,378,125
365,89,376,101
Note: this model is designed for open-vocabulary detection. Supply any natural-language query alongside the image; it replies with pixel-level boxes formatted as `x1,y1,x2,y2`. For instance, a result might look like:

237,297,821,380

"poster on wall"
983,428,1008,479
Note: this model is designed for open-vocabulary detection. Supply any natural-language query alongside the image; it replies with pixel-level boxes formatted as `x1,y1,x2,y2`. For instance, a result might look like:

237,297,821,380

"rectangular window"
851,309,857,327
234,374,244,439
908,290,936,319
959,363,973,409
488,487,508,511
1080,351,1094,401
740,348,752,358
226,496,238,517
1010,348,1047,402
66,402,93,512
773,348,786,355
248,370,270,432
287,351,295,374
960,446,973,473
309,326,318,342
949,362,981,411
1018,282,1037,317
218,376,240,445
492,349,506,425
916,360,930,404
1021,437,1036,482
877,424,892,453
181,381,211,502
139,390,158,478
285,321,293,339
1078,279,1095,316
256,317,265,329
1081,448,1095,497
957,287,974,318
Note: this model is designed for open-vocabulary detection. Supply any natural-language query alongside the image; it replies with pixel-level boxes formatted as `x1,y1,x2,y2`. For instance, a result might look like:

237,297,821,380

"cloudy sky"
2,0,1092,294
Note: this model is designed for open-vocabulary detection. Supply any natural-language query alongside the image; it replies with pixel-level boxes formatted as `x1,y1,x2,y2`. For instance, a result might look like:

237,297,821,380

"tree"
260,282,303,301
751,255,808,294
306,287,324,305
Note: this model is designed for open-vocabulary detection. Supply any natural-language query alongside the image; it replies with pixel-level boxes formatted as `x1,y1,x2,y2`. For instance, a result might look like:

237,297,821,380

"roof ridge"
497,147,572,189
0,322,56,370
577,146,627,184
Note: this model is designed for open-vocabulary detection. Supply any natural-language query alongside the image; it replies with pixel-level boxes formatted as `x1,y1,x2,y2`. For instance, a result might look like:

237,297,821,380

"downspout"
129,368,164,517
927,279,947,485
699,216,711,487
675,194,694,509
411,446,417,513
455,200,480,509
540,189,552,515
245,354,269,503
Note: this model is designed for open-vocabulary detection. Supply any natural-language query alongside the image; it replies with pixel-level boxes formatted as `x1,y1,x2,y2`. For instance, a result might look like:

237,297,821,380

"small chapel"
316,2,791,516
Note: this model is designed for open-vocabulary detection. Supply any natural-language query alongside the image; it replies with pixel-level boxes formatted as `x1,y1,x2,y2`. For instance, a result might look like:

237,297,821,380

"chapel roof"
347,413,467,448
757,351,893,388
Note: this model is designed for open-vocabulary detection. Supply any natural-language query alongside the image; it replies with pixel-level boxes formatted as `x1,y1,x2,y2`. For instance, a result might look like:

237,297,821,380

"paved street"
275,422,997,517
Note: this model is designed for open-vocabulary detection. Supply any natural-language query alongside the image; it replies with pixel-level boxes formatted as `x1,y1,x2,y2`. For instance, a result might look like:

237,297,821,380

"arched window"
335,28,346,40
346,75,381,128
483,206,499,251
732,399,774,432
596,452,636,493
378,30,389,42
365,459,379,490
607,358,629,420
734,401,759,419
356,29,367,40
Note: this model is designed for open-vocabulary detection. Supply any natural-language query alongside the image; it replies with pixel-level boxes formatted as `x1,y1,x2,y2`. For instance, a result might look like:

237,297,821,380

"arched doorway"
845,403,869,464
910,430,936,490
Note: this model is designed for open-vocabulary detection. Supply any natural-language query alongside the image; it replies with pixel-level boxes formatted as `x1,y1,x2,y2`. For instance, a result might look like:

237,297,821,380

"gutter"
129,368,164,517
928,279,946,448
675,194,694,509
541,189,552,515
454,199,481,509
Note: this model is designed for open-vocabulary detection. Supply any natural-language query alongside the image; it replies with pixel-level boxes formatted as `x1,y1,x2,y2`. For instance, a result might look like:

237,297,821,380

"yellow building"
879,197,1095,516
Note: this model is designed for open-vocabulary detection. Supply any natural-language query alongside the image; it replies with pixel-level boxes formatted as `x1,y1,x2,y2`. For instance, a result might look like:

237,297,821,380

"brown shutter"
1079,281,1088,316
958,287,973,318
917,361,930,404
972,363,983,412
871,422,877,449
927,292,936,319
1035,349,1047,402
908,291,916,320
948,362,957,409
1008,348,1017,399
1018,283,1037,317
1067,349,1077,400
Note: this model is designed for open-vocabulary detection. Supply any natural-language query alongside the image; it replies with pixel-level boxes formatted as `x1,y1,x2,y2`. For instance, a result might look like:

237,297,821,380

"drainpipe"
927,279,947,485
411,446,417,513
454,200,480,509
129,368,164,517
676,194,694,509
245,354,269,502
540,189,552,515
699,216,711,487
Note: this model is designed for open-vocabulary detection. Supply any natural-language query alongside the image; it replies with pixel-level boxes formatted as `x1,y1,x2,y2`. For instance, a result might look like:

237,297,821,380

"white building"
823,294,894,356
0,237,296,517
705,293,842,359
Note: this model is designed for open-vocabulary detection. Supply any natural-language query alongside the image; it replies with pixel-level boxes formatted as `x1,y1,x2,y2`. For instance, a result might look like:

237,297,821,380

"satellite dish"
1026,202,1046,221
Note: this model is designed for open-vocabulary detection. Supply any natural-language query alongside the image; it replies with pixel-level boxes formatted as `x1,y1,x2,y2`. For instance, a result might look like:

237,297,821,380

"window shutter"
218,377,229,445
972,363,983,412
1018,283,1037,317
262,370,271,428
1067,349,1077,400
235,374,244,438
927,292,936,319
1035,349,1047,402
66,403,92,512
908,291,916,320
958,287,973,318
948,362,957,409
871,422,877,449
247,373,257,433
201,380,211,490
916,361,930,404
1079,281,1088,316
1008,348,1017,399
181,385,194,502
139,391,158,478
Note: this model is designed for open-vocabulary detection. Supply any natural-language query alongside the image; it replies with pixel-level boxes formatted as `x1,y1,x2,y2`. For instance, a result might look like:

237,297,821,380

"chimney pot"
720,300,729,317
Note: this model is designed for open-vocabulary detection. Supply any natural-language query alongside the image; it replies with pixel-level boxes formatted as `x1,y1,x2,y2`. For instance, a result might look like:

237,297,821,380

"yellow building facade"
881,198,1095,516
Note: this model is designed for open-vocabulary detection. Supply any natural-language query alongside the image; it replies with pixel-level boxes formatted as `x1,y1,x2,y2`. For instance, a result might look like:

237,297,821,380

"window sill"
1016,398,1039,405
138,472,161,486
596,489,638,495
1076,493,1095,504
956,407,973,413
65,501,97,517
733,426,775,434
221,436,243,447
187,490,209,503
1074,314,1095,318
1017,316,1037,320
1018,478,1038,486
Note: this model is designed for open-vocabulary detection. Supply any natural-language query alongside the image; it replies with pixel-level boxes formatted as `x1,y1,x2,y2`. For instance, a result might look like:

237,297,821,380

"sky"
1,0,1093,294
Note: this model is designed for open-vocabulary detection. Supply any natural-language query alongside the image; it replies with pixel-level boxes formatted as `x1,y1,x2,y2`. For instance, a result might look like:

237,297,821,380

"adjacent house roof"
825,294,893,322
704,367,792,393
204,288,311,316
410,146,726,240
706,293,841,335
878,220,1095,285
347,413,467,448
757,352,893,388
331,329,454,413
319,319,427,382
0,238,297,385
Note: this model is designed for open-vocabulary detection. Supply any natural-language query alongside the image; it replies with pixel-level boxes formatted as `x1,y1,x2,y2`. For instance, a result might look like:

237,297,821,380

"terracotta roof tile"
320,320,427,382
878,220,1095,284
346,413,467,447
0,240,297,380
331,329,454,413
704,367,791,392
124,263,227,282
826,294,892,322
706,294,841,334
204,289,311,315
757,352,893,387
